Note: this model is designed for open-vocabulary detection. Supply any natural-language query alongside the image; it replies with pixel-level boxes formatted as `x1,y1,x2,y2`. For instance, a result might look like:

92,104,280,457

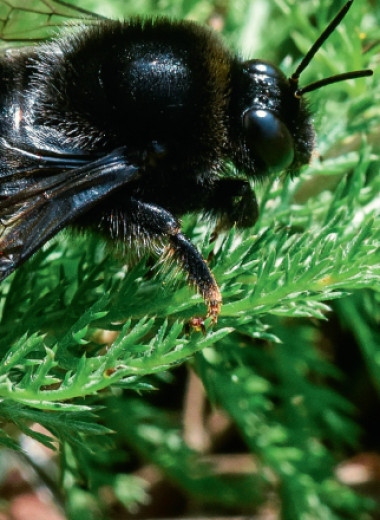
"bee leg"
205,178,259,229
169,232,222,323
129,198,222,323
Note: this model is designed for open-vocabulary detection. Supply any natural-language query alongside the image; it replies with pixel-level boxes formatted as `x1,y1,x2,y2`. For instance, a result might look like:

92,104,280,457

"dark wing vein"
0,0,106,46
0,147,140,281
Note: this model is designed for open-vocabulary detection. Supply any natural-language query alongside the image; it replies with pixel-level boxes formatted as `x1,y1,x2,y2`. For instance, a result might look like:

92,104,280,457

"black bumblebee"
0,0,372,322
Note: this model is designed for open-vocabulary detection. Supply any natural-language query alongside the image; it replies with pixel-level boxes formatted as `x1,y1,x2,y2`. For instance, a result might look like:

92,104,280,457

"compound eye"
243,109,294,171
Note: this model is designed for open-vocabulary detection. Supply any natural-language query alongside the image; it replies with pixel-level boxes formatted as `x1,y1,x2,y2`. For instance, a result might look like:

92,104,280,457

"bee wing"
0,148,140,281
0,0,105,48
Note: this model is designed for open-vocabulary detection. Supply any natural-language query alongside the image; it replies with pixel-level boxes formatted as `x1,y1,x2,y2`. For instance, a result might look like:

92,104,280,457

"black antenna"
294,70,373,98
289,0,373,97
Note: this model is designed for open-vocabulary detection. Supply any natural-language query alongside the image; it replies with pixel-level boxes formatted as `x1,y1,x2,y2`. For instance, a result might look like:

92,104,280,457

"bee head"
236,59,314,177
230,0,372,179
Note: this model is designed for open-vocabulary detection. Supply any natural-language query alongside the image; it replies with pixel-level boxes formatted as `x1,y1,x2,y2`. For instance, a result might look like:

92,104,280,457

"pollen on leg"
204,282,222,323
169,231,222,324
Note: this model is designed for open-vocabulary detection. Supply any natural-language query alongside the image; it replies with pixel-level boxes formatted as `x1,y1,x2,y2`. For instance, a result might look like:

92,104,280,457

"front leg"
128,198,222,322
204,178,259,229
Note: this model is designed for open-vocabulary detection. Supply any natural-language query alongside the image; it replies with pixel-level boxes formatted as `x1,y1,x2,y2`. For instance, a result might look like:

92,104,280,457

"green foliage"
0,0,379,519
